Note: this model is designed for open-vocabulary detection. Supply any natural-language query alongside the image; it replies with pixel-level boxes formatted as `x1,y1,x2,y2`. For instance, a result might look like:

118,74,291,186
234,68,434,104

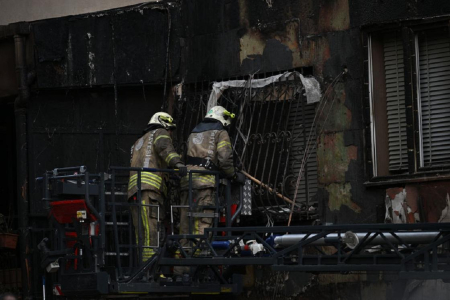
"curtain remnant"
207,71,322,110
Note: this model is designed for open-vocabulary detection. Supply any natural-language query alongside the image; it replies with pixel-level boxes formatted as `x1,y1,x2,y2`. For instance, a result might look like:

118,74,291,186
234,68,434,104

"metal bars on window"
175,73,318,218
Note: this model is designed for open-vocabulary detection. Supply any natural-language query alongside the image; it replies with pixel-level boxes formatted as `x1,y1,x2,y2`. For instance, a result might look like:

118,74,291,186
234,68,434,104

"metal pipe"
83,172,101,222
241,170,297,207
230,184,243,224
274,232,441,249
52,166,86,175
111,169,122,278
226,179,232,234
99,173,106,265
14,34,30,297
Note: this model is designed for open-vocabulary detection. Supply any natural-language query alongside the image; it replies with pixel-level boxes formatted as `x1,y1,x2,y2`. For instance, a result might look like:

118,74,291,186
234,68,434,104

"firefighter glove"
175,163,187,177
234,172,246,184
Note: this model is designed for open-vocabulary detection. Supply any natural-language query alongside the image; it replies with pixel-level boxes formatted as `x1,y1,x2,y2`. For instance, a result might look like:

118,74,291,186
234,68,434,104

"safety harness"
186,155,219,171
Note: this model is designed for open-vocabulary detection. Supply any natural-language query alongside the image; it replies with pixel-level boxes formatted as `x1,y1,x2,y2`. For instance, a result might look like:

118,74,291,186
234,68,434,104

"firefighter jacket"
128,128,182,199
181,121,235,190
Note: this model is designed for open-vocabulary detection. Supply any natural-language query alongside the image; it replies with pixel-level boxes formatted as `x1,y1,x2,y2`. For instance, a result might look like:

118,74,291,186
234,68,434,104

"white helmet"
204,106,235,126
148,112,176,129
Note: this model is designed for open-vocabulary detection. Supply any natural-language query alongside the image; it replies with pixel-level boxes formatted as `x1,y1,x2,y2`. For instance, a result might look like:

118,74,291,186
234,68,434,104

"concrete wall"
0,0,152,25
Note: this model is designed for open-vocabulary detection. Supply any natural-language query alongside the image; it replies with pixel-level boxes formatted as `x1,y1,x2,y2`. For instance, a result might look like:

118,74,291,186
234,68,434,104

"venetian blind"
287,99,318,206
384,33,408,171
418,29,450,167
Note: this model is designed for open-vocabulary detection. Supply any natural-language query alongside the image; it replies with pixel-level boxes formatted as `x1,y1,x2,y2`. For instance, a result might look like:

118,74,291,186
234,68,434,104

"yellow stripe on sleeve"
153,135,171,144
217,141,231,150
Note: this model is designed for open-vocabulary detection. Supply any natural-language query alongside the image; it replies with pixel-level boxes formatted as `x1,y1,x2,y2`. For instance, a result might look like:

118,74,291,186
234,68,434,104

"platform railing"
107,166,229,279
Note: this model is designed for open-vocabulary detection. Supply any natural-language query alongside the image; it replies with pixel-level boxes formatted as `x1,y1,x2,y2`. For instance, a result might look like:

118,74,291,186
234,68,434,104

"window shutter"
287,100,318,205
418,29,450,167
384,33,408,171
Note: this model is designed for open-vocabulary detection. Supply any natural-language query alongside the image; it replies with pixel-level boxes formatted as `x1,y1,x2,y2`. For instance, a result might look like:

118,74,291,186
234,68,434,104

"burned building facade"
1,0,450,298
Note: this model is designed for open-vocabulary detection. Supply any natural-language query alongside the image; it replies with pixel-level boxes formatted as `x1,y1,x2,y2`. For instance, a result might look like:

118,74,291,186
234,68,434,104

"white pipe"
274,232,440,249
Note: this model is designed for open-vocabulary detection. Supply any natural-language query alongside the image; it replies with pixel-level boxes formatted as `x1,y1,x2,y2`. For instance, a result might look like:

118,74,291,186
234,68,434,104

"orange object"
0,233,18,249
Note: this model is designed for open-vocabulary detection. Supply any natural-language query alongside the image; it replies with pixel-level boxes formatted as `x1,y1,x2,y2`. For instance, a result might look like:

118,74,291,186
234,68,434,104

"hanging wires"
287,71,346,226
265,213,274,237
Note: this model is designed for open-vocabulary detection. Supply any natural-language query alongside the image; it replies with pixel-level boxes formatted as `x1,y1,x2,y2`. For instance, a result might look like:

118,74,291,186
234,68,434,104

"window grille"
175,73,318,218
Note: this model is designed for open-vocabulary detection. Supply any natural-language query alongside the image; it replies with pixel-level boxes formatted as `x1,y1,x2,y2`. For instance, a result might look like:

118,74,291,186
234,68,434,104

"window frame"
365,19,450,184
414,27,450,171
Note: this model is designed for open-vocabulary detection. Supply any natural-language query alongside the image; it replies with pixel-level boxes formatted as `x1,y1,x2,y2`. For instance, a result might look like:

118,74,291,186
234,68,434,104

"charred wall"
179,0,381,224
32,4,182,88
8,0,450,298
24,0,450,225
27,0,382,224
179,0,450,226
27,4,181,216
349,0,450,27
27,87,164,216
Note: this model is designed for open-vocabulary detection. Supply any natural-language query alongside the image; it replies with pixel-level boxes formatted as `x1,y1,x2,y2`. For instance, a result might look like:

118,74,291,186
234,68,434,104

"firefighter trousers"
130,190,165,263
174,188,215,275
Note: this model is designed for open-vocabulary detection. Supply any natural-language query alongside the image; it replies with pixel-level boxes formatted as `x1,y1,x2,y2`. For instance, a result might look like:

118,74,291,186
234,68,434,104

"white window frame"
414,34,426,168
368,35,378,177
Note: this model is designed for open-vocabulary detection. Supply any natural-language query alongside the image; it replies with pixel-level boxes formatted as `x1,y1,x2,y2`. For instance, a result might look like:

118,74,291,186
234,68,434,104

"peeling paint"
383,183,450,223
88,52,96,85
239,21,332,74
239,29,265,64
87,33,96,86
326,183,361,213
66,32,73,84
271,21,300,65
318,82,351,132
438,194,450,223
318,0,350,32
239,23,299,70
385,188,407,223
385,187,420,223
317,132,357,184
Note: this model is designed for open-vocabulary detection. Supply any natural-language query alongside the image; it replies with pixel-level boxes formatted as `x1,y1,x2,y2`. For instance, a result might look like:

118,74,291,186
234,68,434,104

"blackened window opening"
175,73,318,219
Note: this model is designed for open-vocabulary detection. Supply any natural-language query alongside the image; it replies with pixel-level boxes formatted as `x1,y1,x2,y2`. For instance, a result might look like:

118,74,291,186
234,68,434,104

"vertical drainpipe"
14,34,30,298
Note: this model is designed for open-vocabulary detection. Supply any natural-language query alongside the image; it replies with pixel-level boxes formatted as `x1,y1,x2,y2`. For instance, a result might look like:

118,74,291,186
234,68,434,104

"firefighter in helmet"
128,112,187,263
174,106,245,276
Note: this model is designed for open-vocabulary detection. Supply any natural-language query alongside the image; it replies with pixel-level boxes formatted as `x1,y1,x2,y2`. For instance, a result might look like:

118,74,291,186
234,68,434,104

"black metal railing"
37,165,450,296
106,166,234,279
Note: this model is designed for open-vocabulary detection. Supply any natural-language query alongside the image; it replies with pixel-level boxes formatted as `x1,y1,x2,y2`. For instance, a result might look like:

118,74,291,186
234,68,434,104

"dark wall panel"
28,87,164,215
185,29,241,82
349,0,450,27
32,6,180,88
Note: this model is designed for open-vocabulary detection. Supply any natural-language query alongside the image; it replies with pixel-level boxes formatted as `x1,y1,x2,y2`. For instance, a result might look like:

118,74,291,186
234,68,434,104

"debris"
207,71,322,110
438,193,450,223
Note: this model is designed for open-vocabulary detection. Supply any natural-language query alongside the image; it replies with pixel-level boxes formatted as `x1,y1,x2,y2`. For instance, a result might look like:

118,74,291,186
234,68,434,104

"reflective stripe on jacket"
181,121,235,190
128,128,182,199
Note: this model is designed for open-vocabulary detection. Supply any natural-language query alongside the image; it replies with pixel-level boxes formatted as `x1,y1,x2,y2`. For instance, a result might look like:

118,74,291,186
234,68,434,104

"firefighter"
128,112,187,263
174,106,245,277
